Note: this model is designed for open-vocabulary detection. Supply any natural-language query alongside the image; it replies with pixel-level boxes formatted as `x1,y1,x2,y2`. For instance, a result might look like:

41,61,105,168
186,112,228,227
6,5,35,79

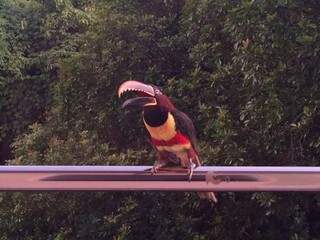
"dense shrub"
1,0,320,239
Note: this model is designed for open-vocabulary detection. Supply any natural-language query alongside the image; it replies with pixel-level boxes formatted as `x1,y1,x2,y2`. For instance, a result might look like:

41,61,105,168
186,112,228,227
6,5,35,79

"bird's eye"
155,89,162,95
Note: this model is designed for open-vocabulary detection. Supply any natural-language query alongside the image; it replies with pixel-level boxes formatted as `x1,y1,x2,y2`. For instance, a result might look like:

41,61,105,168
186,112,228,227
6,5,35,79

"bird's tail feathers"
197,192,218,203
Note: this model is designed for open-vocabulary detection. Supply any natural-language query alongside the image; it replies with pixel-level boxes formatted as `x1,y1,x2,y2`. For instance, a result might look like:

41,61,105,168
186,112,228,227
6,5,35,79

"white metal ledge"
0,166,320,192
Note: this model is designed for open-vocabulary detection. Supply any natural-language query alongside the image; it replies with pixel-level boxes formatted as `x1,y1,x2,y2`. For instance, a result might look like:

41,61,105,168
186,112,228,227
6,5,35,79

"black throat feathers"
143,106,169,127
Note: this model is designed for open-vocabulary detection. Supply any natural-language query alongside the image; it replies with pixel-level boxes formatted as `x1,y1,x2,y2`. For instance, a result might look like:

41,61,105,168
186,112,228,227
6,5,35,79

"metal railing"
0,166,319,191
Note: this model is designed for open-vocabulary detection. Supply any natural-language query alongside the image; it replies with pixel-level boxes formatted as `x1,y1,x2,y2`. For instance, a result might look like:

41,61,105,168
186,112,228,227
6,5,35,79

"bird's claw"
151,164,161,175
151,166,157,175
188,159,196,181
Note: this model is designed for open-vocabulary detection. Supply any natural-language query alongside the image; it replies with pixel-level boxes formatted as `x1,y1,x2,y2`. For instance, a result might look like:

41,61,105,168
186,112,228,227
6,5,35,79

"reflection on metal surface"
41,174,258,182
0,166,320,192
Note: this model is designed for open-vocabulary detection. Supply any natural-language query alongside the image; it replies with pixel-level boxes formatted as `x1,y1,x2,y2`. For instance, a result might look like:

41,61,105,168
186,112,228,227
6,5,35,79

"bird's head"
118,80,174,111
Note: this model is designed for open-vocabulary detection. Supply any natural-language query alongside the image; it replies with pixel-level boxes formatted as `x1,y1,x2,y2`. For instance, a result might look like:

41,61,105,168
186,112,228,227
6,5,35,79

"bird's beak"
118,80,157,108
121,97,156,109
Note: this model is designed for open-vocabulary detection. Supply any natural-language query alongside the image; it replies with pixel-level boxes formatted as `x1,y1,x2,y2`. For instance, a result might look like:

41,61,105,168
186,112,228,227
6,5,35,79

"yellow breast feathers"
143,112,176,141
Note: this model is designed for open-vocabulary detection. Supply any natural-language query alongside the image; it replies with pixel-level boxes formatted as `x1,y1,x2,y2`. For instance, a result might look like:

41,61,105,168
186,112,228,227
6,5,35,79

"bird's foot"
151,166,158,175
151,163,163,175
188,159,196,181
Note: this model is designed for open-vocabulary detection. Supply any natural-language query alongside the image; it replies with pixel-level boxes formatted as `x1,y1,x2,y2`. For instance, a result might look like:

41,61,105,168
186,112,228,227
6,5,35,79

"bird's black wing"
171,109,199,154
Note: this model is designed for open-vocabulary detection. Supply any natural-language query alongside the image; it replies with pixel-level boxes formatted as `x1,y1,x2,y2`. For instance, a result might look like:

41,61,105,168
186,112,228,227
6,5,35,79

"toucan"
118,80,217,202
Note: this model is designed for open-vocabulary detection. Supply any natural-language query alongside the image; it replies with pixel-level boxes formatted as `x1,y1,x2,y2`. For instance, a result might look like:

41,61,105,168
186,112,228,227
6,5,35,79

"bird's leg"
185,148,199,181
188,158,196,181
152,160,166,175
151,151,168,175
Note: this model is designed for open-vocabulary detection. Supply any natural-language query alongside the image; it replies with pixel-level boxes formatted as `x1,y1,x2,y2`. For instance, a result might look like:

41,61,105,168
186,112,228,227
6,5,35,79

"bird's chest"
143,112,191,153
143,113,176,141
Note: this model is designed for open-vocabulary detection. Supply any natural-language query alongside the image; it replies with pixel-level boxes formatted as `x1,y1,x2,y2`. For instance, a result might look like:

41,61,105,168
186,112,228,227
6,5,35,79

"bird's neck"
143,106,169,127
143,106,177,141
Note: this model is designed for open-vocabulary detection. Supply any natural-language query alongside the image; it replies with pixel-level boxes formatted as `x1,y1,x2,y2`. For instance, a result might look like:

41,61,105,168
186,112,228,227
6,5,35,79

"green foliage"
1,0,320,239
0,0,92,161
